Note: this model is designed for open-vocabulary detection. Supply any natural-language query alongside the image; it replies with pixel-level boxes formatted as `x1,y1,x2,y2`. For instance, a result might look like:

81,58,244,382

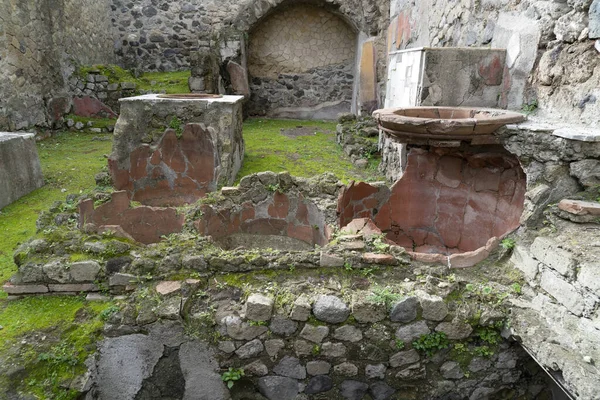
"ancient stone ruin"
1,0,600,399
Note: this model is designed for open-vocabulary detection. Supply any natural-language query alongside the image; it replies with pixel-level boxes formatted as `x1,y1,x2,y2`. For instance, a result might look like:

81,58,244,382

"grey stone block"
510,245,539,280
258,376,298,400
245,293,274,321
235,338,264,359
578,262,600,293
395,321,431,343
0,133,44,209
416,291,448,321
273,356,306,379
333,325,363,342
290,296,312,321
70,261,101,282
591,0,600,39
300,324,329,343
313,295,350,323
531,237,577,276
389,349,420,368
389,296,418,323
540,269,585,316
306,360,331,376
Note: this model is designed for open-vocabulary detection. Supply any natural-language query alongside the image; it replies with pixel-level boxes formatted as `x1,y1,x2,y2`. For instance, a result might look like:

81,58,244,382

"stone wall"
0,0,115,131
113,0,390,72
388,0,600,124
248,4,356,78
245,3,357,118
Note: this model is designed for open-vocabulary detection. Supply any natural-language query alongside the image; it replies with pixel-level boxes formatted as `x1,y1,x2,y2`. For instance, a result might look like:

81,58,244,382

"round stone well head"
373,106,526,139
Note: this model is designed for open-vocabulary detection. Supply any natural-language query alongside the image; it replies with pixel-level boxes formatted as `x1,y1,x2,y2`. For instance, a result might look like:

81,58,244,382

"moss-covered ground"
238,118,383,184
78,64,191,94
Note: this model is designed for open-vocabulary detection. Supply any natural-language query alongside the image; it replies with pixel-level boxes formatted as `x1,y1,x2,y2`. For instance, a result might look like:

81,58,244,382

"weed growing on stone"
367,286,403,309
169,116,184,138
500,238,516,250
221,367,244,389
412,332,450,357
395,339,405,350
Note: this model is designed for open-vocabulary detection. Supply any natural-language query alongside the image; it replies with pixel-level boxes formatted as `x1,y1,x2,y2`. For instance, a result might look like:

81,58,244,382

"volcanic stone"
313,295,350,323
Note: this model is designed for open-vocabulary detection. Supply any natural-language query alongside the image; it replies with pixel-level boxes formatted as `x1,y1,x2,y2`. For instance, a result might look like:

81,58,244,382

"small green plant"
473,345,495,357
37,343,79,367
169,116,183,138
367,286,403,309
99,305,120,321
344,262,353,271
511,283,522,294
370,234,390,253
453,343,468,353
521,100,538,114
395,339,405,350
500,238,516,250
222,367,244,389
312,344,321,355
476,327,502,345
412,332,450,357
266,183,282,193
248,320,268,327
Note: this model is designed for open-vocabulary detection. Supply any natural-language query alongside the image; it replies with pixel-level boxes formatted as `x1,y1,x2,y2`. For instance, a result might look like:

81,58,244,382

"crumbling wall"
0,0,115,131
388,0,600,124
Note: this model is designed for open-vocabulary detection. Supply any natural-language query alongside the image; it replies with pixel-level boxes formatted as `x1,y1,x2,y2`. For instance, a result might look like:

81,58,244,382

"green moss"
64,114,116,129
0,132,112,291
78,65,191,94
237,118,384,184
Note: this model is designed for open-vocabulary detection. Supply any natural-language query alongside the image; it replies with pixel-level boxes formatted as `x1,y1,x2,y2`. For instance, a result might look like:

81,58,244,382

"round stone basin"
373,106,526,137
157,93,223,99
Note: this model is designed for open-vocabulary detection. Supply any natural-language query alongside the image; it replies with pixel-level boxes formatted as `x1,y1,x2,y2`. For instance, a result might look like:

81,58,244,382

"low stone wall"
80,266,553,400
247,62,355,119
0,133,44,209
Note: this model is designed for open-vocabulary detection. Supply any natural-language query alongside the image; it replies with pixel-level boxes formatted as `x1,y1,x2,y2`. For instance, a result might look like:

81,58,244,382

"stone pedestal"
0,132,44,209
109,94,245,206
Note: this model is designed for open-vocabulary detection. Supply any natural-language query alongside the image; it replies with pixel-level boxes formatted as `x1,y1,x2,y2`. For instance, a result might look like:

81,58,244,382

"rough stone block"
245,293,274,321
109,273,138,286
0,133,44,209
70,261,101,282
578,262,600,294
351,297,387,323
540,269,585,316
235,339,264,359
300,324,329,343
389,296,418,323
307,361,331,376
395,321,431,343
273,356,306,379
416,291,448,321
389,349,420,368
591,0,600,39
558,199,600,216
320,252,345,267
531,237,577,276
313,295,350,323
435,321,473,340
510,245,539,281
48,284,99,292
333,325,363,342
290,296,312,321
3,283,48,294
